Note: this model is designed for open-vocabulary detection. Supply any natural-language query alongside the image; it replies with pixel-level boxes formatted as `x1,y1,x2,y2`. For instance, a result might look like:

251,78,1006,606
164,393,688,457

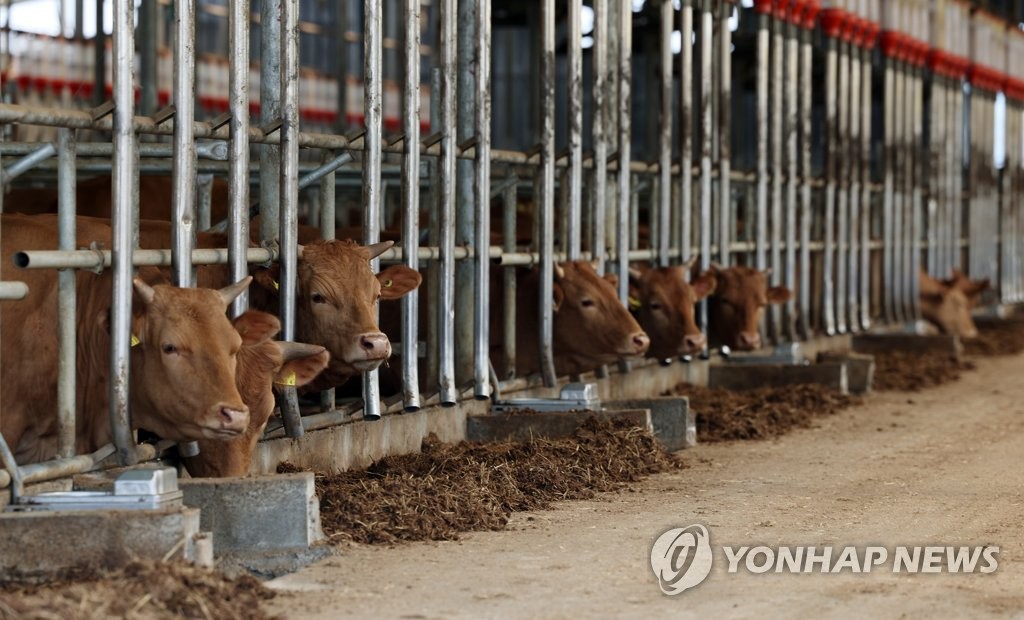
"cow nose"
684,333,706,352
737,331,761,350
359,332,391,358
631,332,650,354
216,404,249,433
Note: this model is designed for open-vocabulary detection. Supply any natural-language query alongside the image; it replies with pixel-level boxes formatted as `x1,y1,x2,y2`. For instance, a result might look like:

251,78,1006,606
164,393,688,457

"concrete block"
708,362,849,394
852,333,961,358
605,397,695,451
179,472,324,557
466,409,652,443
816,351,875,394
0,507,201,583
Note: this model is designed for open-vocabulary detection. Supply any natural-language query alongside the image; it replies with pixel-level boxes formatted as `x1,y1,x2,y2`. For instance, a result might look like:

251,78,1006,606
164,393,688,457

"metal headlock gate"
1,0,1023,492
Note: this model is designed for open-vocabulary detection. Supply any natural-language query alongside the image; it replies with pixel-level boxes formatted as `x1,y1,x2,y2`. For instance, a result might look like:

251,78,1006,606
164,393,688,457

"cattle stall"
0,0,1023,495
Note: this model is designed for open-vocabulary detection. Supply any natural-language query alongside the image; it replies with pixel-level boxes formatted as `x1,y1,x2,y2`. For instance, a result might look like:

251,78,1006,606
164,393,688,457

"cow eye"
311,292,327,304
581,299,595,308
648,301,662,310
162,343,177,355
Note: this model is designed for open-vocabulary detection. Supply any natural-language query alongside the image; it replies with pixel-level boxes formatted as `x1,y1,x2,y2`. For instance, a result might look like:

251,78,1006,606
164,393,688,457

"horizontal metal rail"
15,247,277,270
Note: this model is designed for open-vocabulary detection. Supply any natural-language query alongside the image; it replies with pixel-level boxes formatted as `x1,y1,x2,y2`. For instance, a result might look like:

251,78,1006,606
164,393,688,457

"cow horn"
684,254,700,270
278,341,327,362
218,276,253,306
553,262,565,280
133,278,156,304
709,261,724,272
366,240,395,260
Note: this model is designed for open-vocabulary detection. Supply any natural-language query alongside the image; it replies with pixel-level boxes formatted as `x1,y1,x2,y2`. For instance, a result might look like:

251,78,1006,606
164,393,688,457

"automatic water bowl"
7,467,183,512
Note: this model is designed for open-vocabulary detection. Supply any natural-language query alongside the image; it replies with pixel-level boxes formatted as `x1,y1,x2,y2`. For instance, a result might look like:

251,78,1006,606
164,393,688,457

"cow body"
1,214,251,464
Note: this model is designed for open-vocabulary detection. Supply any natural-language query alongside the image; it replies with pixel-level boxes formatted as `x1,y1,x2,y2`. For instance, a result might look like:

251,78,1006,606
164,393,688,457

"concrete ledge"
709,362,849,394
605,397,695,451
816,352,876,394
0,507,201,583
852,333,961,358
180,472,324,558
466,409,652,443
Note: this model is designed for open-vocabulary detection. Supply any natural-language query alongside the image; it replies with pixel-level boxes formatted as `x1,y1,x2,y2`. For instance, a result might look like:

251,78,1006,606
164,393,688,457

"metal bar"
657,0,672,267
228,0,250,317
909,62,922,320
567,0,583,261
401,0,421,410
592,0,608,273
928,73,941,276
92,0,105,107
882,55,895,324
718,0,731,269
756,9,769,277
783,16,798,340
318,152,337,413
455,0,476,392
171,0,197,289
822,33,837,335
16,247,276,270
109,0,137,466
0,141,228,159
502,178,517,378
615,0,632,323
56,128,76,460
362,0,384,418
846,36,859,334
473,0,491,400
680,0,694,267
2,143,57,184
196,174,213,232
0,433,23,502
797,20,812,339
835,34,849,334
438,0,459,400
859,42,871,331
258,0,281,244
697,0,712,334
768,9,783,341
139,0,158,115
537,0,558,385
299,152,355,190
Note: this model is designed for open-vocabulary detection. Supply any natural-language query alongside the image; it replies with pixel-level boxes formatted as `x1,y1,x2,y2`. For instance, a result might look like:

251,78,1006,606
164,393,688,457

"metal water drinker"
8,466,184,512
490,382,602,413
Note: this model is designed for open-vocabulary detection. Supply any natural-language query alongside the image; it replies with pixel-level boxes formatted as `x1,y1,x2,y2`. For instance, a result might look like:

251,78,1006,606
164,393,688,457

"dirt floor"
265,352,1024,619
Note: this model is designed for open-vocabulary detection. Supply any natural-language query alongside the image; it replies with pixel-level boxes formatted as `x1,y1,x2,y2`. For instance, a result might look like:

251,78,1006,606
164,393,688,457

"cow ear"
377,265,422,300
603,272,619,289
692,271,717,299
766,286,792,304
232,310,281,346
552,281,565,312
275,346,330,388
251,264,281,294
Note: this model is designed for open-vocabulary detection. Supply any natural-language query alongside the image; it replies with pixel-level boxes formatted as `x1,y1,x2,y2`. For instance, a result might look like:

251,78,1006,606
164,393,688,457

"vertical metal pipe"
798,18,812,339
259,0,281,243
909,61,923,320
318,153,336,413
822,33,837,335
171,0,196,289
882,55,896,324
567,0,583,261
945,78,956,275
361,0,383,418
718,1,732,269
928,73,941,277
680,0,694,268
455,0,476,387
755,10,769,276
109,0,137,466
615,4,632,319
657,0,672,267
278,0,304,434
593,0,608,273
57,128,76,459
228,0,250,317
401,0,421,410
473,0,491,399
784,15,799,340
502,179,517,377
953,79,964,270
835,34,849,334
847,34,860,334
769,10,783,341
892,59,905,324
139,0,158,115
902,58,915,322
92,0,105,107
697,0,712,331
859,42,871,331
439,0,460,399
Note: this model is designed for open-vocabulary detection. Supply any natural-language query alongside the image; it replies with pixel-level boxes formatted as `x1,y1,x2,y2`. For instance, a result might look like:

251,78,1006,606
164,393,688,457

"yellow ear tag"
277,371,297,387
383,279,393,288
130,334,141,347
272,280,280,291
628,296,642,311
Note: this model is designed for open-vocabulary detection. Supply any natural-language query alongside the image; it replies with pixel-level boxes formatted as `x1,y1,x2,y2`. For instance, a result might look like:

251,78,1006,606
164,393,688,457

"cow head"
948,267,991,310
920,269,979,339
628,256,717,358
187,311,329,477
550,261,650,373
252,239,421,380
128,276,252,442
707,264,792,351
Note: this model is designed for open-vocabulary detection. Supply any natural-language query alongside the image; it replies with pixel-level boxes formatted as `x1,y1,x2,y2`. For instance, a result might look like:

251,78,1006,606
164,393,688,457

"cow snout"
214,403,249,435
683,333,706,353
359,332,392,359
737,331,761,350
630,332,650,355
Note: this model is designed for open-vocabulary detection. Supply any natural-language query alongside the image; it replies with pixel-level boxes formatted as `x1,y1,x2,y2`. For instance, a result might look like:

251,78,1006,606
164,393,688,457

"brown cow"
919,269,979,339
495,261,650,377
628,257,717,359
706,264,792,351
948,267,991,310
185,311,330,477
1,214,252,464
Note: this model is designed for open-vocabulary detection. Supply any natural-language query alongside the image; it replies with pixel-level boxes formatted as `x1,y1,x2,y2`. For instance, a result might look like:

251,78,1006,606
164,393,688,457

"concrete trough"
708,361,849,394
852,333,961,358
604,397,695,451
466,408,652,444
815,351,876,394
